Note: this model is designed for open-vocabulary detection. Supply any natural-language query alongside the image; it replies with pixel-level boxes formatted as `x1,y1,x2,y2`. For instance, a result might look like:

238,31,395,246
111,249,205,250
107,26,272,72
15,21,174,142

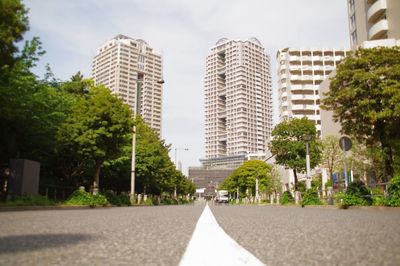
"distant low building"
188,167,235,189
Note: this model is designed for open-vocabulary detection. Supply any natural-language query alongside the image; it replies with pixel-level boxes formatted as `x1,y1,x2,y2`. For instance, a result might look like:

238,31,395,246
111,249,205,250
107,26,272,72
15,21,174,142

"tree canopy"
269,117,321,190
57,83,133,189
0,0,29,72
322,47,400,180
220,160,273,197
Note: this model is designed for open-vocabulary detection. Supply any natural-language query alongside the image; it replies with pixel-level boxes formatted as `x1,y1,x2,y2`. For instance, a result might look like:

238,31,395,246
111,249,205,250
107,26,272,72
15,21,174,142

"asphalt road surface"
0,204,203,266
210,204,400,266
1,203,399,266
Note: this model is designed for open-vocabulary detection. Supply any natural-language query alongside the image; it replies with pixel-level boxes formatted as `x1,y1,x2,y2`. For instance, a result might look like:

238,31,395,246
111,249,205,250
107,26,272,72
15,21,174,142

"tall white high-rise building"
92,34,163,134
347,0,400,50
277,48,348,134
204,38,273,161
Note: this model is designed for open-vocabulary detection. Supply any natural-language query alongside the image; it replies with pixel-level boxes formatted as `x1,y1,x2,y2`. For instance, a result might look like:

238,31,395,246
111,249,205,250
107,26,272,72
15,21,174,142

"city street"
0,203,399,265
210,204,400,266
0,204,203,266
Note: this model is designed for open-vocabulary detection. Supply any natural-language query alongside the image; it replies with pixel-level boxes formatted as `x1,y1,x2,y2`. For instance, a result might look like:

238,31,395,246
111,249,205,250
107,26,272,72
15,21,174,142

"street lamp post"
304,135,312,190
131,78,164,204
130,79,143,204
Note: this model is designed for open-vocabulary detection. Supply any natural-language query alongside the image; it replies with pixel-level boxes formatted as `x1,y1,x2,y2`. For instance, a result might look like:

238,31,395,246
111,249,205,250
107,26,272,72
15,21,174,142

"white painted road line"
179,203,266,266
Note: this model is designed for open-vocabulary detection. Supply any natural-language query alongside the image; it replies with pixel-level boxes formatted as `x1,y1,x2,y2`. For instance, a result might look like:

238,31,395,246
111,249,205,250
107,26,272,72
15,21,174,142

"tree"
220,160,272,197
269,118,321,190
321,135,341,186
322,47,400,181
58,83,133,190
0,0,29,72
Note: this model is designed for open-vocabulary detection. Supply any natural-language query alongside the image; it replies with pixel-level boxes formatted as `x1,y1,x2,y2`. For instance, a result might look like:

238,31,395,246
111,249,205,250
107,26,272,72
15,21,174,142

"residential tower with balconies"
204,38,273,162
92,34,163,134
277,48,348,134
347,0,400,49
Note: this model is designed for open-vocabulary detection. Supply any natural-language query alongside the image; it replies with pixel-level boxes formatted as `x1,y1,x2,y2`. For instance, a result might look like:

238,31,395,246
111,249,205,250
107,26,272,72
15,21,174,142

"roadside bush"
141,197,154,206
103,191,130,206
301,188,323,207
1,195,55,206
64,190,108,207
346,180,372,206
281,191,295,205
386,175,400,207
334,181,371,208
297,181,306,193
371,188,386,206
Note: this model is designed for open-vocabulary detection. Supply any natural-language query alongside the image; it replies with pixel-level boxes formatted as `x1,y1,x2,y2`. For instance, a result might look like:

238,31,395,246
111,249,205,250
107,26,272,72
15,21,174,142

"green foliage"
371,188,386,206
322,47,400,180
386,175,400,207
103,191,130,206
321,135,341,185
346,180,372,205
64,190,108,207
281,191,294,205
0,0,29,71
301,189,323,207
0,195,55,206
269,118,321,189
160,197,178,205
335,181,372,207
220,160,272,196
297,181,306,193
58,84,133,188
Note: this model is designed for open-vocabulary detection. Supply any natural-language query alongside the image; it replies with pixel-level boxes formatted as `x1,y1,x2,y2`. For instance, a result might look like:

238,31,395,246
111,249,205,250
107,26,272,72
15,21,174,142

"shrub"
64,190,108,207
281,191,295,205
141,197,154,206
386,176,400,207
371,188,386,206
345,180,372,206
103,191,130,206
1,195,55,206
296,181,306,193
301,189,323,207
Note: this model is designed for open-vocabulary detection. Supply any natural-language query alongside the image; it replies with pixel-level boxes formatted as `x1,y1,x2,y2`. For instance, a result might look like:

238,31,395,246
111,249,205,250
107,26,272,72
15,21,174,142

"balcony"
368,19,388,40
293,114,320,121
291,84,317,91
291,94,318,101
292,104,315,111
367,0,387,24
218,133,227,142
218,110,227,119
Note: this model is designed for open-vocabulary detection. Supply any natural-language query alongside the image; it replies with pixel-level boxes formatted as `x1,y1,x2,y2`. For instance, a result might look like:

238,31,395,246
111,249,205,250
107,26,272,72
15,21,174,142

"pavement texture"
0,203,204,266
210,204,400,266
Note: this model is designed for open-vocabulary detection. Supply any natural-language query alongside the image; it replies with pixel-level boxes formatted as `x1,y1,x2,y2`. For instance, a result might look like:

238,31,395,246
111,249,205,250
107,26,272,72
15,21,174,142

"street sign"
339,136,352,151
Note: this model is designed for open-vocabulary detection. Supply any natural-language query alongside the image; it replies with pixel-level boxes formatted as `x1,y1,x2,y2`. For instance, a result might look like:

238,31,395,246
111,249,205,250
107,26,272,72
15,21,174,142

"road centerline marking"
179,203,266,266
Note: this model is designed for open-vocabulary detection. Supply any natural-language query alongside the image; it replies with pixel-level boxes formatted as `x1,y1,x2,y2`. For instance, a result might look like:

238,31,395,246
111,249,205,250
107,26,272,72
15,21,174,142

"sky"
24,0,349,174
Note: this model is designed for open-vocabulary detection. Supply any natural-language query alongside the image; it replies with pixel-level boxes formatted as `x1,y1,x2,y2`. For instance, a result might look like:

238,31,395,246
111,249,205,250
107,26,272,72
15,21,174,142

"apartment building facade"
92,34,163,134
347,0,400,49
277,48,348,134
204,38,273,161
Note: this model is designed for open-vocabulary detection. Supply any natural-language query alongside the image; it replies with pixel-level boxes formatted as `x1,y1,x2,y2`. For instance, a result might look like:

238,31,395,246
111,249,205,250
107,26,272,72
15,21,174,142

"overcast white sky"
24,0,349,174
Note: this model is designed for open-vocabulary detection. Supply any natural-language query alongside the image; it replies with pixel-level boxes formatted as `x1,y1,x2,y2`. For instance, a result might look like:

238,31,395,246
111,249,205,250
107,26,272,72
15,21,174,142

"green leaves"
322,46,400,179
57,84,133,187
220,160,273,196
269,117,321,172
